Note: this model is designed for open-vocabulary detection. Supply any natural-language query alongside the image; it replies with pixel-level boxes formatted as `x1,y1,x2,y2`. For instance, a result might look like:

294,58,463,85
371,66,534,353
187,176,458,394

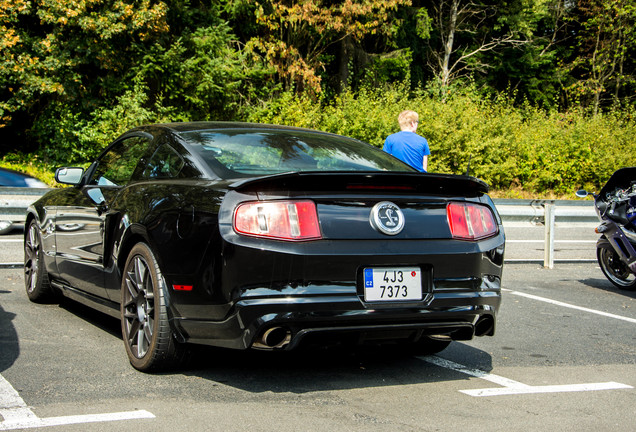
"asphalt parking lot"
1,232,635,431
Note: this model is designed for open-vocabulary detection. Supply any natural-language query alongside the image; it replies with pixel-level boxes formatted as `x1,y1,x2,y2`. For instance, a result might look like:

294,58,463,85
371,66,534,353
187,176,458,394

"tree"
0,0,170,120
419,0,531,99
0,0,170,154
247,0,410,94
474,0,577,109
0,0,276,161
567,0,636,114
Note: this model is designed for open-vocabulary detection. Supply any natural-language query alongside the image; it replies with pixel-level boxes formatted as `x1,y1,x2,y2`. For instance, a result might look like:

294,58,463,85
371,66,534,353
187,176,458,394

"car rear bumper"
168,226,505,350
172,280,501,350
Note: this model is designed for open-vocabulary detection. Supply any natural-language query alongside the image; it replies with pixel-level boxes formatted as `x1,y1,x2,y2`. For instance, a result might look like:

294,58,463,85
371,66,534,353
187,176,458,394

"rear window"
180,129,414,178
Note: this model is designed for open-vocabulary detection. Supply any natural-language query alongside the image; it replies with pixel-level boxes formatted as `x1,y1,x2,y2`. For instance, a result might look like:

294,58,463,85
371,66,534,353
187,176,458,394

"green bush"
4,83,633,196
247,85,635,197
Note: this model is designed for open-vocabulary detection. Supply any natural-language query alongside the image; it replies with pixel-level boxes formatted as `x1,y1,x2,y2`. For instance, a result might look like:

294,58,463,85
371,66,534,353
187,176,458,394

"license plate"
363,267,422,302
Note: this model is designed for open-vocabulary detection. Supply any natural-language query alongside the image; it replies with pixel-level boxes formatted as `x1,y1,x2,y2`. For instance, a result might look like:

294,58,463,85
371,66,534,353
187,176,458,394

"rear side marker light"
447,202,498,240
234,200,322,241
173,285,193,291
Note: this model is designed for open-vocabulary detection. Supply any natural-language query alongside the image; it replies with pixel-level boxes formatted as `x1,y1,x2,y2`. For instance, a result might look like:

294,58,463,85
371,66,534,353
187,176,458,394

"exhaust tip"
475,316,495,337
253,327,292,350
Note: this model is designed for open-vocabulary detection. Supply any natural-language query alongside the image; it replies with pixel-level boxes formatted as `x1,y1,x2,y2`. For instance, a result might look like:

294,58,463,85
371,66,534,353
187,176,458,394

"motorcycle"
576,167,636,290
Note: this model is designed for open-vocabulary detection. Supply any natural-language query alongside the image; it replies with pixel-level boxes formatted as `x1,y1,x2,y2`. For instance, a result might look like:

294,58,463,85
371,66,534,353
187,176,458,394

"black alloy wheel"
597,246,636,290
121,243,185,371
24,220,54,302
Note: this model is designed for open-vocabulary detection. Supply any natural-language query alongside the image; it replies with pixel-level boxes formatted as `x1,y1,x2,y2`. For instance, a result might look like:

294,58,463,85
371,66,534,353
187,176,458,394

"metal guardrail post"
543,203,555,268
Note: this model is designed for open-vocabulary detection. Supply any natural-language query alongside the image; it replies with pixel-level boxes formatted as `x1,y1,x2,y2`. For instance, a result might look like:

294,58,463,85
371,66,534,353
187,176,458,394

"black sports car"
25,122,505,371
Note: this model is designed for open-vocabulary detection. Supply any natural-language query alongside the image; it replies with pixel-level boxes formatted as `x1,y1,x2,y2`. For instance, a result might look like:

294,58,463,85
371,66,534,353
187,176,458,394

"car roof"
0,167,47,187
134,121,344,137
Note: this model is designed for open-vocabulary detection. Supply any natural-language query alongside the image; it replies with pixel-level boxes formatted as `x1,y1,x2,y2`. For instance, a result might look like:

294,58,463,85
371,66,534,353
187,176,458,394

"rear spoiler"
230,171,489,197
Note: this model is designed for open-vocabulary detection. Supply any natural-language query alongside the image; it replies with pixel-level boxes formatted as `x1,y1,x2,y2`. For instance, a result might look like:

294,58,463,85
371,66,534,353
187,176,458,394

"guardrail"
0,188,596,267
493,199,596,225
493,199,597,268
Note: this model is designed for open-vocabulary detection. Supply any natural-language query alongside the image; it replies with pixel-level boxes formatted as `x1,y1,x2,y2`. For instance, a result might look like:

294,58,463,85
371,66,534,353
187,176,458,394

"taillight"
234,200,322,241
447,202,498,240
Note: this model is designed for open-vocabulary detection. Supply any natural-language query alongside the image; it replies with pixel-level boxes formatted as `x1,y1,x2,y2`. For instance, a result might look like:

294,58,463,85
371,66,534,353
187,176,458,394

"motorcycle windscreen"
599,167,636,197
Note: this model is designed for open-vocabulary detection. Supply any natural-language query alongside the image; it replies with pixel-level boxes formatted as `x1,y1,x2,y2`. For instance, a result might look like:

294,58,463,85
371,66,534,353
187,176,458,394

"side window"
142,144,185,179
90,137,150,186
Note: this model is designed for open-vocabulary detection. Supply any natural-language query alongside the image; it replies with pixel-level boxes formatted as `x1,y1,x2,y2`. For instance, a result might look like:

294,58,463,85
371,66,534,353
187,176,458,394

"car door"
54,134,152,300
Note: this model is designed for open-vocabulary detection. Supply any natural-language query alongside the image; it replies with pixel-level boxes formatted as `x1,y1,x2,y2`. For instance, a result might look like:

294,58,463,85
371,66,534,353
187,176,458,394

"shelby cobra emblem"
370,201,405,235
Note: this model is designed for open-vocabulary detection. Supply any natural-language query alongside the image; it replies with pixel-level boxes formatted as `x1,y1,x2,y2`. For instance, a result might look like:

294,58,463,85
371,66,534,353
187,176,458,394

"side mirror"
55,167,84,185
575,189,590,198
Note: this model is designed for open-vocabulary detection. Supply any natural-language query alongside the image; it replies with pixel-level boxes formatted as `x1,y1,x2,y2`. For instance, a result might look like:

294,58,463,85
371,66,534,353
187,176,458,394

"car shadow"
0,296,19,373
57,298,495,393
177,342,493,394
58,297,121,338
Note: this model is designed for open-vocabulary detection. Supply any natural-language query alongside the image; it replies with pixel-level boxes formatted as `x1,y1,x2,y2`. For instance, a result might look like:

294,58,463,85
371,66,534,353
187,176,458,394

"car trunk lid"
229,172,493,241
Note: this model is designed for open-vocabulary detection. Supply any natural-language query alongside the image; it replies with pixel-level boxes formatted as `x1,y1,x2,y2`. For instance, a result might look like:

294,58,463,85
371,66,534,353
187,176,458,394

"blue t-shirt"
383,131,430,172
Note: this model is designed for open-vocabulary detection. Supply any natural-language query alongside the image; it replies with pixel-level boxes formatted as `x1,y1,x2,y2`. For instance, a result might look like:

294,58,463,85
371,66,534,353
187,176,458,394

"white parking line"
0,375,37,424
504,289,636,324
421,287,636,397
421,356,530,389
460,382,633,397
0,411,156,431
422,356,633,397
0,374,155,430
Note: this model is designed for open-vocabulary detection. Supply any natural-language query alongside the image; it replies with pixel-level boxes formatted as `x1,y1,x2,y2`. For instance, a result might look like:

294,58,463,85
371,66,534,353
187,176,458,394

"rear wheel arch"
115,224,181,312
116,232,146,276
23,211,40,242
24,211,36,232
115,223,158,277
116,230,181,324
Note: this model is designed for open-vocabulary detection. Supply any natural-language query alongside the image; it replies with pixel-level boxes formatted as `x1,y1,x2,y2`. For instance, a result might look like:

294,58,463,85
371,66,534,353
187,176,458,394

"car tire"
121,243,187,372
24,220,55,302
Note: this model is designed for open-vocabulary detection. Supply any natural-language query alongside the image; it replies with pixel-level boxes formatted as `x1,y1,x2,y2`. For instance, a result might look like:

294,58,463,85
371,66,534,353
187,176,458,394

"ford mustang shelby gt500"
25,122,504,371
